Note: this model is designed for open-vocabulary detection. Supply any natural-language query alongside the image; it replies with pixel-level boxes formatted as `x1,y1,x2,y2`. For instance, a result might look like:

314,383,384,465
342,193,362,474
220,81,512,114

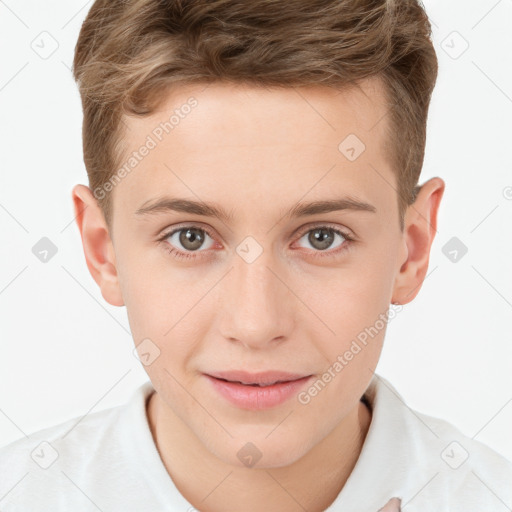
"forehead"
123,77,388,145
114,78,395,223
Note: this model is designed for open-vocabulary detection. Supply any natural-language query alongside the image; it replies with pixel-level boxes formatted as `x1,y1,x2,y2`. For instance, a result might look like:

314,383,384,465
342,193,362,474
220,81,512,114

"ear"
391,177,445,305
71,184,124,307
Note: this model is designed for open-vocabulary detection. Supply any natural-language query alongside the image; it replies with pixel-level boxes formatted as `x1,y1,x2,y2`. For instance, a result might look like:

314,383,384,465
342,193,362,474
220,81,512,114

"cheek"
119,270,174,353
119,246,194,321
120,263,214,372
297,270,390,414
298,251,396,361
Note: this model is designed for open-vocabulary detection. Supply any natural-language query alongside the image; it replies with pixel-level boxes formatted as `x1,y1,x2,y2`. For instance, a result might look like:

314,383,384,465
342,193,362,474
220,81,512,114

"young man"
1,1,511,511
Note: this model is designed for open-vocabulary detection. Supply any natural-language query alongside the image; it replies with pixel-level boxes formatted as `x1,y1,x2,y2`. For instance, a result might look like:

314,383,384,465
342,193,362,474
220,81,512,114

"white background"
1,0,511,465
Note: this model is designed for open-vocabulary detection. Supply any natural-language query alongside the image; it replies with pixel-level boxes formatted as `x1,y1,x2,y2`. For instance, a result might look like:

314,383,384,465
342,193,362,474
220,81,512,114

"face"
105,79,407,467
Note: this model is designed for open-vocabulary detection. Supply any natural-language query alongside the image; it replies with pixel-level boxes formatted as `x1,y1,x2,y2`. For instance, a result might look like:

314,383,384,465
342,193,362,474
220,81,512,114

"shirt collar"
326,373,443,511
129,374,443,511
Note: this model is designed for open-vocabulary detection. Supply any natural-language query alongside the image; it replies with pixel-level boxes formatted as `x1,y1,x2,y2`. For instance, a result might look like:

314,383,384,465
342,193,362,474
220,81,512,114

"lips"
204,370,314,409
206,370,310,386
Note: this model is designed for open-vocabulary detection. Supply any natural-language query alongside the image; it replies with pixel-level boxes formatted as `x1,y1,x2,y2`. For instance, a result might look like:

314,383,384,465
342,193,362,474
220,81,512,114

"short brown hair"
72,0,438,231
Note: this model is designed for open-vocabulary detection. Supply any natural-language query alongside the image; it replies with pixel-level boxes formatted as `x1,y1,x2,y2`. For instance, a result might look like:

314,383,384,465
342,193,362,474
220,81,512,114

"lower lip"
204,374,313,410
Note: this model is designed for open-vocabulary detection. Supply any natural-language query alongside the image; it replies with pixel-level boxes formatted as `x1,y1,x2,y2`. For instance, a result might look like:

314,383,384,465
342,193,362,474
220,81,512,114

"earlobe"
71,184,125,307
391,177,445,305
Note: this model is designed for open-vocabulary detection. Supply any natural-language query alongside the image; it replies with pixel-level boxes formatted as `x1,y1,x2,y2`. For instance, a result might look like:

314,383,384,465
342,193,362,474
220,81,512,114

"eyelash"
157,223,355,261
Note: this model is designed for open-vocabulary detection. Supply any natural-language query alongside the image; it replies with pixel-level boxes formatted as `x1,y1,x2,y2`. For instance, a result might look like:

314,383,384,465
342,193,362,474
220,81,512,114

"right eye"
157,224,218,260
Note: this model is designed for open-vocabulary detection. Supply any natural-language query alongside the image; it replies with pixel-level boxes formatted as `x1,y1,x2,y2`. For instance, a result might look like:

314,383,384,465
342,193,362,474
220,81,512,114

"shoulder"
0,383,154,511
357,375,512,510
413,407,512,504
0,398,122,467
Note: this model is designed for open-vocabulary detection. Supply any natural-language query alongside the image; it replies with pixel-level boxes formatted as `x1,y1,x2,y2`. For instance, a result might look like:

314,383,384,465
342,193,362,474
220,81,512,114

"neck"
147,392,372,512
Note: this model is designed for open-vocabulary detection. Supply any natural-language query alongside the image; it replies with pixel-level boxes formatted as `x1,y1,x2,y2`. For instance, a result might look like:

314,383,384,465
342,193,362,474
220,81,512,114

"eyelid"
293,222,355,241
157,222,217,243
158,221,354,242
158,221,356,258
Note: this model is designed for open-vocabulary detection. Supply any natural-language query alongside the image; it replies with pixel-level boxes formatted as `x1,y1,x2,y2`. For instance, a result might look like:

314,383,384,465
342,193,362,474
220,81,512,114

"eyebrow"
134,196,376,222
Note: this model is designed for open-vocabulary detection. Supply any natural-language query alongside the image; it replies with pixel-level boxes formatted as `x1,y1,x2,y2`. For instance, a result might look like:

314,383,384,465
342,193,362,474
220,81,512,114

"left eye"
296,226,350,252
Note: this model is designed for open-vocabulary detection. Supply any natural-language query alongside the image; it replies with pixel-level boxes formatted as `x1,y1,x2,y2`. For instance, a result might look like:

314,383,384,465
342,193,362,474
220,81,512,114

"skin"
72,78,444,511
379,498,402,511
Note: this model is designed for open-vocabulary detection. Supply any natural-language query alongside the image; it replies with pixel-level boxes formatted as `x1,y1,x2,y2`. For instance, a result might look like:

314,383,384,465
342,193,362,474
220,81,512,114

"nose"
217,249,295,350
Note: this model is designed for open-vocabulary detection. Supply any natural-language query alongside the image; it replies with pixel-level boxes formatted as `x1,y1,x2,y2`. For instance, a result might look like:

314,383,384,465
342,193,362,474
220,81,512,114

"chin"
205,433,311,470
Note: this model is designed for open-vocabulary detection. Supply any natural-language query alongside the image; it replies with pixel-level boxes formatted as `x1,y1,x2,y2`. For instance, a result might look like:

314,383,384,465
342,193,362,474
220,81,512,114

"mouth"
207,369,311,385
215,378,295,387
204,370,313,409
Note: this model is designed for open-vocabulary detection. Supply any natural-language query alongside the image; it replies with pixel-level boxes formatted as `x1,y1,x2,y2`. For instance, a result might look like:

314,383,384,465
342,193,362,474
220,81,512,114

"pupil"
309,228,334,250
180,228,204,250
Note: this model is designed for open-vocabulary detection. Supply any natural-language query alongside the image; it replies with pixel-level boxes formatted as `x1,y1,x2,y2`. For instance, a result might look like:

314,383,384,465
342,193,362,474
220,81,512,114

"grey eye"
167,228,214,252
298,227,345,251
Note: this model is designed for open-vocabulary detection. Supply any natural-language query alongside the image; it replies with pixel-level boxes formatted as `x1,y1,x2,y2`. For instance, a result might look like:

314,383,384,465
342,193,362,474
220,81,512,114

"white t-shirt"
1,374,511,511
